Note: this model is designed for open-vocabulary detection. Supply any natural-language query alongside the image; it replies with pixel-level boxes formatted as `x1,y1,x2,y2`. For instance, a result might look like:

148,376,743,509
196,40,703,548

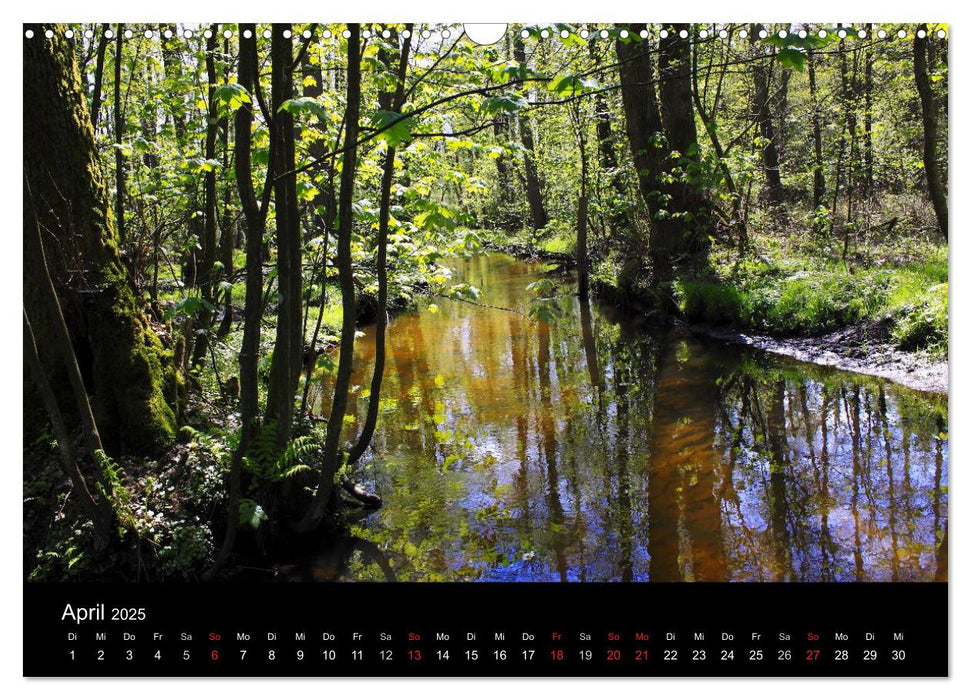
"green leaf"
278,97,327,121
369,110,415,147
164,294,216,320
212,83,251,116
479,93,528,116
549,74,599,96
238,498,268,530
776,48,807,72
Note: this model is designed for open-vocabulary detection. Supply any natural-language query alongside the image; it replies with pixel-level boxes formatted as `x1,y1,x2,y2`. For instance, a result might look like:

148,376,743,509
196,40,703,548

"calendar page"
22,18,948,678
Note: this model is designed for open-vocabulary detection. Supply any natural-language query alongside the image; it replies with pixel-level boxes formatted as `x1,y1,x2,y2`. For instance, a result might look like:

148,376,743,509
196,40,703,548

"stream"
294,253,948,583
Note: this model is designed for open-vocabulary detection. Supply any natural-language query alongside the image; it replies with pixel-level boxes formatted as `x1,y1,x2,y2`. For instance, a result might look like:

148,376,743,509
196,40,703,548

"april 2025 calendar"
22,20,948,678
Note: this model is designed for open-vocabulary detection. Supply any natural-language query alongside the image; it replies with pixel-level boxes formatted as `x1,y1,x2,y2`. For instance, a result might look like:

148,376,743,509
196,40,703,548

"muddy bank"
694,322,948,394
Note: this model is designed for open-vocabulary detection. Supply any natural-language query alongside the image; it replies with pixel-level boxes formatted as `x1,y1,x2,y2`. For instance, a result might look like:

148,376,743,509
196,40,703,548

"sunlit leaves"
488,60,541,85
446,283,481,301
764,33,831,72
479,93,528,116
549,74,600,96
369,109,415,147
414,202,458,231
296,181,321,203
212,83,251,118
278,96,327,121
164,293,216,321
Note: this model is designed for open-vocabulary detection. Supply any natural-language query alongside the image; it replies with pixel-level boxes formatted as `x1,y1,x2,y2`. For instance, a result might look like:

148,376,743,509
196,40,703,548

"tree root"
341,477,382,508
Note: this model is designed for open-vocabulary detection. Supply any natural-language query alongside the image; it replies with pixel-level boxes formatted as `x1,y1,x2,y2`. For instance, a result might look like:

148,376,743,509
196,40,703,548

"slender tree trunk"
299,24,363,531
206,23,269,577
192,26,221,365
89,24,110,132
838,37,859,260
914,25,948,238
808,50,826,209
265,24,304,447
217,34,235,339
113,24,127,242
513,35,548,231
296,42,339,420
863,24,874,194
691,37,745,248
589,41,630,239
751,24,784,205
24,23,178,454
347,25,413,473
492,114,518,229
569,100,590,300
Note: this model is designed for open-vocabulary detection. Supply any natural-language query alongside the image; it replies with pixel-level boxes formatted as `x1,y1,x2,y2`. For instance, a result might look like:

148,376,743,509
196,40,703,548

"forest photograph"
23,22,947,584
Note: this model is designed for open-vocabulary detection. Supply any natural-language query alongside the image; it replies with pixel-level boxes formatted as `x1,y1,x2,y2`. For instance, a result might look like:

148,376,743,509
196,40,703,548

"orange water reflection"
306,254,947,583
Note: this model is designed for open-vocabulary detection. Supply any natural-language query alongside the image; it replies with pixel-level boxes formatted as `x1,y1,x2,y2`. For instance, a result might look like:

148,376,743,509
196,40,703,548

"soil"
694,318,948,394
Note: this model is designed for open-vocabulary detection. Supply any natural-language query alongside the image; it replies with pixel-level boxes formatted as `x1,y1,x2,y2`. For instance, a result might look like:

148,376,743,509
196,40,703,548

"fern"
94,450,137,532
245,423,316,484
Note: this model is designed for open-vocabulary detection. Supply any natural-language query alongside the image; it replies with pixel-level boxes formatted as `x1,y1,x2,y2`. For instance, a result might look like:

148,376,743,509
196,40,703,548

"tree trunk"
863,25,874,194
113,24,127,242
24,24,179,454
513,35,548,231
589,41,629,238
191,26,221,365
914,25,948,238
751,24,784,205
299,23,363,531
89,24,109,132
347,25,413,471
265,24,304,447
657,24,710,258
808,50,826,209
491,114,518,229
207,23,269,576
616,25,672,277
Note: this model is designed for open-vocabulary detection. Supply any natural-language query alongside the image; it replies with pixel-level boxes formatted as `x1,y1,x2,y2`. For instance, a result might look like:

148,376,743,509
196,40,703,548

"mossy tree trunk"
24,24,179,455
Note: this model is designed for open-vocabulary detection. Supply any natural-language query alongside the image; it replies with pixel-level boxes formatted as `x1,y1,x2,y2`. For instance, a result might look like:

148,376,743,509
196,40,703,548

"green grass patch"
677,240,948,353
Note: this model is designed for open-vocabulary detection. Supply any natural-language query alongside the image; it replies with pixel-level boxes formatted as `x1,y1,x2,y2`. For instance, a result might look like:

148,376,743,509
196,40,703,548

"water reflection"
306,254,948,583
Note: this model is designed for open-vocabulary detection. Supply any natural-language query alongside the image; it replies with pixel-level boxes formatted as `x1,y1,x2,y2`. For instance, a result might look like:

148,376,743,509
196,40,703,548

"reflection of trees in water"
277,531,397,582
713,357,947,582
304,256,947,583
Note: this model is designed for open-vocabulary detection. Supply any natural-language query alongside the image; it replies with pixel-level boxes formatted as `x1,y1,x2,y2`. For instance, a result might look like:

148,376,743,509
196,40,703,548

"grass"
676,237,948,354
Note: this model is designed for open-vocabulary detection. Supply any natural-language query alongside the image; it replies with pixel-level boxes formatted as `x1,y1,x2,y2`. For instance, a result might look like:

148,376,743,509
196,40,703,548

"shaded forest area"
23,23,947,581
